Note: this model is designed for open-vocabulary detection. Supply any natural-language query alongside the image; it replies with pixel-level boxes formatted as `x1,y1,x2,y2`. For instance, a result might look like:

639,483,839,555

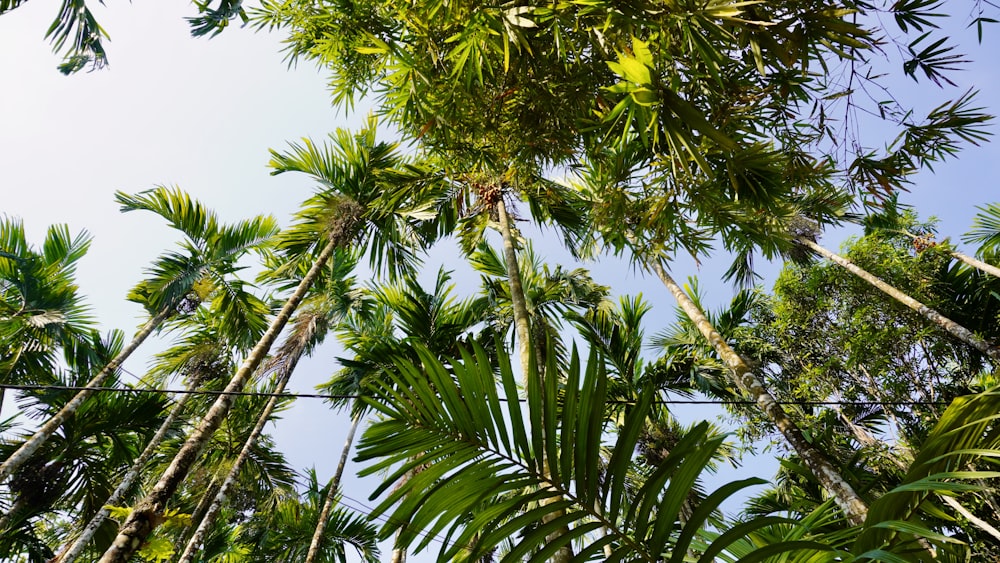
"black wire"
0,383,952,406
337,492,448,547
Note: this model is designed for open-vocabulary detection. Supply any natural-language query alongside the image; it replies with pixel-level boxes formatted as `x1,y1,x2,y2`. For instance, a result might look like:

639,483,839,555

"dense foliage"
2,1,1000,562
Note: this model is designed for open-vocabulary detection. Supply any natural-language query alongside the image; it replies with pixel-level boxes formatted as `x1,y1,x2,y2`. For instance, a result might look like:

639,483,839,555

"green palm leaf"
962,202,1000,258
854,385,1000,559
356,339,813,561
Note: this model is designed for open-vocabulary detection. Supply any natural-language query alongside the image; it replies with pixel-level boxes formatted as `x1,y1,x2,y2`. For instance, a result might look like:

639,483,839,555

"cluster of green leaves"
1,218,94,391
357,341,778,561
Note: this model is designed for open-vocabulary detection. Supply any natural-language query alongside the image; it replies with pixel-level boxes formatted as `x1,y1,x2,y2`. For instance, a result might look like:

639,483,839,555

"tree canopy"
2,1,1000,562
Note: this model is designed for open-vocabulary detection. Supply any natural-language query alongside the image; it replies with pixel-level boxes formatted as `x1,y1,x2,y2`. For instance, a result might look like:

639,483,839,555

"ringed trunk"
0,305,175,483
798,237,1000,362
97,238,340,563
57,375,202,563
177,364,298,563
648,258,870,525
495,197,573,563
305,411,362,563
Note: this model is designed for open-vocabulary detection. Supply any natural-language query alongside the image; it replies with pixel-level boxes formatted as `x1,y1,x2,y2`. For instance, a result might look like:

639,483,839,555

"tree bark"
647,258,870,526
175,470,223,554
798,237,1000,362
495,197,574,563
950,249,1000,279
97,238,339,563
940,494,1000,542
305,412,361,563
495,198,533,383
57,376,201,563
0,305,175,484
177,364,298,563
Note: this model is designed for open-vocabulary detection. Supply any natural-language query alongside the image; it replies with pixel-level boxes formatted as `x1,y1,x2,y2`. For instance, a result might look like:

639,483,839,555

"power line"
337,492,448,547
0,383,952,406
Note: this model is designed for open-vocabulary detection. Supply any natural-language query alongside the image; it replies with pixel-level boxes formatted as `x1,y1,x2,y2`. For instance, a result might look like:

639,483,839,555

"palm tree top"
268,120,451,281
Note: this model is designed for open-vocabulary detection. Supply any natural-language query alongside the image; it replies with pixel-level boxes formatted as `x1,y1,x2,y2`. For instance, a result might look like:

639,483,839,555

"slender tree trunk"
177,365,298,563
495,197,574,563
939,495,1000,542
647,258,870,525
902,231,1000,279
495,199,533,382
57,376,202,563
0,496,30,533
305,412,361,563
0,306,175,484
97,239,339,563
950,249,1000,279
390,541,407,563
835,407,882,451
175,471,224,553
798,237,1000,362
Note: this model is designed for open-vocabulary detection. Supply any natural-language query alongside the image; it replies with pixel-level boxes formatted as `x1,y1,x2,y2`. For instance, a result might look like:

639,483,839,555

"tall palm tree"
0,187,278,483
0,330,166,561
241,468,380,562
646,257,870,525
469,225,601,563
174,374,292,563
55,303,250,563
307,268,488,563
97,122,444,562
0,218,94,417
179,248,362,563
565,148,872,524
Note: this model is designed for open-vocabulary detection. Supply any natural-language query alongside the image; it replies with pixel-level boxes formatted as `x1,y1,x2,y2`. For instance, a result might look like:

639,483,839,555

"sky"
1,2,999,562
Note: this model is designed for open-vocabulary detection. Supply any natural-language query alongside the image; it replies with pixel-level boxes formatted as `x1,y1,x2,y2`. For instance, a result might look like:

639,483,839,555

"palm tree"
0,187,278,484
306,268,488,563
646,257,871,525
55,303,250,563
563,146,874,524
241,468,380,562
0,218,94,418
178,249,362,563
174,374,292,563
97,122,444,562
0,330,167,561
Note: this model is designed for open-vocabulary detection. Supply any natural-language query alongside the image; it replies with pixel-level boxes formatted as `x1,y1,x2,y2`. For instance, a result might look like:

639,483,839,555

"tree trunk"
175,470,224,554
495,197,574,563
798,237,1000,362
97,238,339,563
647,258,870,526
0,305,175,484
902,231,1000,279
305,412,361,563
177,364,298,563
389,542,407,563
57,376,201,563
939,495,1000,542
495,198,533,382
950,249,1000,279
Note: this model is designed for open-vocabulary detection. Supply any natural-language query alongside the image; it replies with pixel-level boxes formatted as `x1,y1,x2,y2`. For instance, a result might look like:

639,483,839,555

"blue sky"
2,2,999,561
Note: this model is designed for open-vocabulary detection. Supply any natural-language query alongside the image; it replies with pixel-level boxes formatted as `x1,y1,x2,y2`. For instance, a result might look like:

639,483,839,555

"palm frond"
854,385,1000,559
356,339,817,561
